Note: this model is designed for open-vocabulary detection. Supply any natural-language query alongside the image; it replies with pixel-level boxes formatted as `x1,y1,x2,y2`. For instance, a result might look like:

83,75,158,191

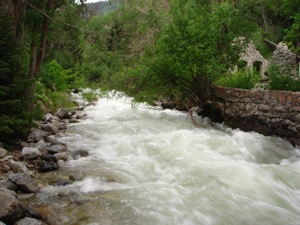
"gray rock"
0,191,25,224
39,161,58,172
0,179,18,191
75,111,87,119
8,159,33,176
9,173,40,193
14,217,46,225
0,188,17,197
56,108,69,119
51,122,67,130
45,135,66,146
54,152,68,161
40,153,57,162
29,128,50,142
44,113,60,123
34,140,49,151
69,118,80,123
40,124,59,135
72,149,89,159
0,147,8,158
47,145,67,154
21,147,41,160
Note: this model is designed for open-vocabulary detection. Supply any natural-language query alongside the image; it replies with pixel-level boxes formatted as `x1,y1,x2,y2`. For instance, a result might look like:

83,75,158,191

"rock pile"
0,106,89,224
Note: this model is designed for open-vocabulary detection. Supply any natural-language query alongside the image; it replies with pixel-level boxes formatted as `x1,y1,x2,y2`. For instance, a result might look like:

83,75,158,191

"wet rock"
0,179,18,191
38,161,58,172
28,129,50,142
0,147,8,158
47,144,67,154
54,152,68,161
40,153,57,162
34,140,49,151
51,122,67,130
45,135,66,146
8,160,33,176
14,217,46,225
72,149,89,159
9,173,40,193
21,147,41,160
40,124,59,135
56,108,69,119
69,118,80,123
0,191,25,224
69,171,84,181
75,111,87,119
44,113,60,123
27,205,55,224
0,188,17,197
16,193,35,201
57,160,65,167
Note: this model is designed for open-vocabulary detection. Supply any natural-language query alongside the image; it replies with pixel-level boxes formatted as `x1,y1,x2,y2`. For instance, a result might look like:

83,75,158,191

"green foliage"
267,65,300,91
40,59,77,91
0,10,34,140
146,0,244,105
215,70,260,90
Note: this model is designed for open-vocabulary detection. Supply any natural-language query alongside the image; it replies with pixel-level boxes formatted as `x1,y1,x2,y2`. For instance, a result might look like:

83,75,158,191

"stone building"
239,41,269,79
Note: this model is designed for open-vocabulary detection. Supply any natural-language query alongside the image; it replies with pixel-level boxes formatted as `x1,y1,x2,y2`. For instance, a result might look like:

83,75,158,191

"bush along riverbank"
0,103,91,225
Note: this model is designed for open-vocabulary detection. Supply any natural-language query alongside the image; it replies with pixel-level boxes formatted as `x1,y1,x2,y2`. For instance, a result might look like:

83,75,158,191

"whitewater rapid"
36,92,300,225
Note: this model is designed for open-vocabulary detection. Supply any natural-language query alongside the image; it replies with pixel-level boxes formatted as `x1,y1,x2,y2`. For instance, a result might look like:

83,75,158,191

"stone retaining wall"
210,86,300,146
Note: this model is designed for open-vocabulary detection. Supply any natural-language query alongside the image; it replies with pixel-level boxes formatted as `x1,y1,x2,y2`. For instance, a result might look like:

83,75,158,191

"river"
35,91,300,225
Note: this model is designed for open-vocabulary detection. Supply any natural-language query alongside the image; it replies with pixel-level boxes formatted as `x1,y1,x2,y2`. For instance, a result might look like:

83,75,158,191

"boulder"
27,205,55,225
44,113,61,122
51,122,67,130
54,152,68,161
21,147,41,160
38,161,59,172
0,192,25,224
47,145,67,154
14,217,46,225
28,129,50,142
34,140,49,151
56,108,69,119
0,179,18,191
9,173,40,193
71,149,89,159
40,124,59,135
45,135,66,146
8,159,33,176
75,111,87,119
0,147,8,158
40,153,57,162
0,188,17,197
69,118,80,123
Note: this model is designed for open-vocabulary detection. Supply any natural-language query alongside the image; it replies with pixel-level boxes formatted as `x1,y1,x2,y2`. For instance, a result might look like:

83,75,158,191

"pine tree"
0,8,33,141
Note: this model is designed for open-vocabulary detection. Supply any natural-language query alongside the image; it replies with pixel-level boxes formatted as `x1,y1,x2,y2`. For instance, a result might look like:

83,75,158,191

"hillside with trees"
0,0,300,143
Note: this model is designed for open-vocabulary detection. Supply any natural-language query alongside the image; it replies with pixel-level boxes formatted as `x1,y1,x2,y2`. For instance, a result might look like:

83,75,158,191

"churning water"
37,92,300,225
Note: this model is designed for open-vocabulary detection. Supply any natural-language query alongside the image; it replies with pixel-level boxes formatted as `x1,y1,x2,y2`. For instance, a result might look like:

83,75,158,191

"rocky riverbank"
0,105,90,225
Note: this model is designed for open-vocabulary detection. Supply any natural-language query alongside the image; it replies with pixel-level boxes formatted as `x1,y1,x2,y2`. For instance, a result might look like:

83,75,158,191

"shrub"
267,65,300,91
215,70,260,89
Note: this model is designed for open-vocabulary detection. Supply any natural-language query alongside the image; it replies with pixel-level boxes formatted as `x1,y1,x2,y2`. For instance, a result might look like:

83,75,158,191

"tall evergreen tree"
0,8,33,141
